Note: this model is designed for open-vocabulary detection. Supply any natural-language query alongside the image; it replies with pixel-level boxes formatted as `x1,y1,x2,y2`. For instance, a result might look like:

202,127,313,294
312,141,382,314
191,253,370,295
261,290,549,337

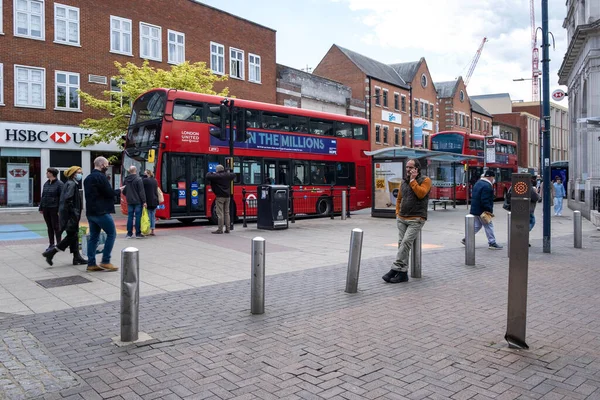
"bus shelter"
365,147,480,218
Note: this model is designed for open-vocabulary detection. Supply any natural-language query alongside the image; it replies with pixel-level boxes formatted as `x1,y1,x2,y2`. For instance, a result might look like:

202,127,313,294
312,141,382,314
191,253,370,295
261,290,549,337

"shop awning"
364,146,481,163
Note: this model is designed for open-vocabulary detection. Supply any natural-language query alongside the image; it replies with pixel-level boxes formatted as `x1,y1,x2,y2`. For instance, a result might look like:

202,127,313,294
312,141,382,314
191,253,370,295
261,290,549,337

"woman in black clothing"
142,169,159,235
39,167,63,251
43,166,87,266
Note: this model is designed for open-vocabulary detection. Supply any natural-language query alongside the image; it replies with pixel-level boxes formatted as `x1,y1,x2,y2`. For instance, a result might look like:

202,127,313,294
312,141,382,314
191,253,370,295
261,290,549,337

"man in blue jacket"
83,157,119,271
463,170,503,250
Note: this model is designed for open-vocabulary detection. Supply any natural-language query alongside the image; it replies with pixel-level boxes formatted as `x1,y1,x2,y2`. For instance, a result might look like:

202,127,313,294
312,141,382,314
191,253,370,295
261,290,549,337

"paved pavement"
1,205,600,399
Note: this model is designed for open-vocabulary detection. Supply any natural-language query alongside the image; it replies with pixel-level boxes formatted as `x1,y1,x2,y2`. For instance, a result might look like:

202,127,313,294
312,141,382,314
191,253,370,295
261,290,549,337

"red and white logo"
50,131,72,143
552,89,566,101
9,169,28,178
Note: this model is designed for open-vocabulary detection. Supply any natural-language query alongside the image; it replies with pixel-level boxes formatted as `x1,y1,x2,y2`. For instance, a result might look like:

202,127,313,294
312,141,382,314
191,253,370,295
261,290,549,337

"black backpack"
503,187,512,211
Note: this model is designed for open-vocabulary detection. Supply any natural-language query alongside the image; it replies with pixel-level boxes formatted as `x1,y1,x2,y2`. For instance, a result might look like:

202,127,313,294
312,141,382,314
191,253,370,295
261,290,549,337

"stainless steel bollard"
121,247,140,342
507,211,511,256
410,230,422,278
574,210,582,248
341,191,347,220
465,214,475,266
345,228,364,293
251,237,266,314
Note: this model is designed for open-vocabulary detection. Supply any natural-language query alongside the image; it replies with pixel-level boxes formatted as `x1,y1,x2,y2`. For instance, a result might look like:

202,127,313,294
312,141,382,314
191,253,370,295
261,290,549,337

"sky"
201,0,569,105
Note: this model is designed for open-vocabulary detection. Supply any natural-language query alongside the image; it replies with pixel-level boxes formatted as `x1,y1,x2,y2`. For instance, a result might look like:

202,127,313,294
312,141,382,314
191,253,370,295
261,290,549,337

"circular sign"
552,89,566,101
514,181,528,195
487,138,495,145
191,190,198,197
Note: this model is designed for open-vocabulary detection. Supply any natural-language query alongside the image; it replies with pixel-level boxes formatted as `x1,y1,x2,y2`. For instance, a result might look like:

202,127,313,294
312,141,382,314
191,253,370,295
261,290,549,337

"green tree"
79,60,229,147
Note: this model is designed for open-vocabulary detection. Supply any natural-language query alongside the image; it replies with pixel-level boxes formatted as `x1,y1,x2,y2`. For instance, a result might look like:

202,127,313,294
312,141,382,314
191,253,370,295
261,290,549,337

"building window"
421,102,427,117
0,63,4,105
210,42,224,75
394,93,399,110
0,0,3,34
421,74,427,88
54,3,79,46
14,65,45,108
375,124,381,143
14,0,44,40
429,104,434,119
454,112,458,125
414,100,419,116
466,116,470,128
401,129,407,146
230,48,244,80
249,54,261,83
55,71,79,110
110,16,132,55
110,78,129,107
374,87,381,106
383,90,388,108
167,30,185,65
459,90,465,102
140,22,161,61
383,126,389,144
394,128,399,146
460,114,464,127
401,95,406,112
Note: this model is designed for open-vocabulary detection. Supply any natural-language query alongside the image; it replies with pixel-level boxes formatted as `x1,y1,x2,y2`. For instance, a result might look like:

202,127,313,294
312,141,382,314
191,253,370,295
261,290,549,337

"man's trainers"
126,235,133,239
99,263,118,271
135,235,144,239
488,243,503,250
87,265,104,272
389,270,409,284
461,238,466,246
382,269,397,283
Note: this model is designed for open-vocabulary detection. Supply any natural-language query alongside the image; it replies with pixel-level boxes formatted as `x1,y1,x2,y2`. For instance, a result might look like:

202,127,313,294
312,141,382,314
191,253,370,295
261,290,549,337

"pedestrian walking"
528,177,540,247
382,159,431,284
42,166,87,266
206,164,235,234
123,166,147,238
39,167,63,251
462,170,503,250
83,157,119,272
553,177,566,216
142,169,159,236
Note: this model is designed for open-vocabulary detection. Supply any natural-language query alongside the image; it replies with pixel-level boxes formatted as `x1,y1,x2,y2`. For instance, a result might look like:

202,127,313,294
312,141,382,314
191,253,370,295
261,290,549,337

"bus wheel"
177,218,195,225
315,196,332,216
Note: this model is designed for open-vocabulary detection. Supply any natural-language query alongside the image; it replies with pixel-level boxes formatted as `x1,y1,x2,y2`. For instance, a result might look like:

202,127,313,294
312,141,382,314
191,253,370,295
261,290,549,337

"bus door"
263,159,290,185
169,154,206,217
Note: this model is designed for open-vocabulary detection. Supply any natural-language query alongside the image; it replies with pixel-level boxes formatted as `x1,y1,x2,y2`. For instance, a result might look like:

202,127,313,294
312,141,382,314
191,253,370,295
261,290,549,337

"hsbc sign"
0,122,119,151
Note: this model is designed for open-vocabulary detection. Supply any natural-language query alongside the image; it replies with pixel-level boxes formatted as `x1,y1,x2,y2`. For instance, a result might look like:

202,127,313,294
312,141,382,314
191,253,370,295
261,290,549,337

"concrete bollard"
574,211,582,249
410,230,422,278
121,247,140,342
465,214,475,266
251,237,266,314
345,228,364,293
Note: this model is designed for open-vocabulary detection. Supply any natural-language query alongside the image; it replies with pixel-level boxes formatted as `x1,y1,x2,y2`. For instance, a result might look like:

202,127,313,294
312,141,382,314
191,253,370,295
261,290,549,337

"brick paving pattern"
0,232,599,399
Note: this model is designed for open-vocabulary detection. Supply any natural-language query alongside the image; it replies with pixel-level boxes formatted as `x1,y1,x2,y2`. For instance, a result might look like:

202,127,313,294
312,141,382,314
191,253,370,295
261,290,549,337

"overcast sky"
202,0,569,104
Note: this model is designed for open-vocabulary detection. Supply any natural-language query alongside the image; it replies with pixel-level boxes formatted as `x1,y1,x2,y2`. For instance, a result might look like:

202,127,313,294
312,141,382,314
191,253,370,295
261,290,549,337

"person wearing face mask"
462,169,503,250
42,166,87,266
39,167,64,252
82,157,119,272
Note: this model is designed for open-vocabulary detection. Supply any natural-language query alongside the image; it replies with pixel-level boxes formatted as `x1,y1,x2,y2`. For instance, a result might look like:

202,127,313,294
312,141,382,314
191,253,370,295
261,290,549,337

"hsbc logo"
50,131,72,143
9,168,28,178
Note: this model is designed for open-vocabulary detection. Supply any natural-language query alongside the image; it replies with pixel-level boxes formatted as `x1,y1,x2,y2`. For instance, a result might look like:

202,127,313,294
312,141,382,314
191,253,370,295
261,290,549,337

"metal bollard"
410,230,422,278
345,228,364,293
465,214,475,266
507,211,511,256
341,191,347,220
121,247,140,342
251,237,266,314
574,210,582,248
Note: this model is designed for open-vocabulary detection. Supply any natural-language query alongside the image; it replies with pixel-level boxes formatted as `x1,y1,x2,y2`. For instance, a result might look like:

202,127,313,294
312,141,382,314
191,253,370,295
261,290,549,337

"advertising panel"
374,161,404,210
7,163,30,205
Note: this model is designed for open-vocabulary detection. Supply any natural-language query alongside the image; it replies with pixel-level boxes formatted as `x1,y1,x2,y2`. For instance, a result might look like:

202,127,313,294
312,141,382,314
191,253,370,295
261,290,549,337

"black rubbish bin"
257,185,289,230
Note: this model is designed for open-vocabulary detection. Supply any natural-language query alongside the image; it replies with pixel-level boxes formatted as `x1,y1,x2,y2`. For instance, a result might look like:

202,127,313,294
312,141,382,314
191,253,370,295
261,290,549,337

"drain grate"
35,275,92,288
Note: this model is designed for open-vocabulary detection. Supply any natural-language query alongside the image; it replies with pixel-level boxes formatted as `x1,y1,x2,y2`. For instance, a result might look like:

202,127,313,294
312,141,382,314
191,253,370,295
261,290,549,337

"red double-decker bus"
121,89,372,223
429,131,518,201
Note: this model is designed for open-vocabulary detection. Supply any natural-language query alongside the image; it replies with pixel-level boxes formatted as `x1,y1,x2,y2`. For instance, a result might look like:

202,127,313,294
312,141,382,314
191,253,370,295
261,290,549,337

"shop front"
0,121,121,208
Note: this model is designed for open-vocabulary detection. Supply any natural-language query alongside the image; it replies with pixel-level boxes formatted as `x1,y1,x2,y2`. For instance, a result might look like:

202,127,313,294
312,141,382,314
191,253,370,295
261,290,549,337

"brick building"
313,45,411,151
493,112,539,170
470,99,493,136
435,78,474,134
0,0,276,207
390,58,438,148
275,65,365,118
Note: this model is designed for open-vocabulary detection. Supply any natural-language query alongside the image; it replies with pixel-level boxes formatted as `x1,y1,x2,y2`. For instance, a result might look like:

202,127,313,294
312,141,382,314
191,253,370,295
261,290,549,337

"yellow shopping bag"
141,208,151,235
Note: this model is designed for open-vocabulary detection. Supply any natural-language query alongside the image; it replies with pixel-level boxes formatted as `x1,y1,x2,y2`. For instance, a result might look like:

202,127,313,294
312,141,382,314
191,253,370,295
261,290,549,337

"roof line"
188,0,276,32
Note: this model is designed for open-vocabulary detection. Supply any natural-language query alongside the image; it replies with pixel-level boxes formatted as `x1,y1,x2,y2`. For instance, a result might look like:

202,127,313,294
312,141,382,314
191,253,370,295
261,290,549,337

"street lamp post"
541,0,551,253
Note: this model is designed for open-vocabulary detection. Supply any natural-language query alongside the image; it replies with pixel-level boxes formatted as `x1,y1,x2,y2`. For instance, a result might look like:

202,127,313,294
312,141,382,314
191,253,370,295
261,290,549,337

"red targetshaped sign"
552,89,566,101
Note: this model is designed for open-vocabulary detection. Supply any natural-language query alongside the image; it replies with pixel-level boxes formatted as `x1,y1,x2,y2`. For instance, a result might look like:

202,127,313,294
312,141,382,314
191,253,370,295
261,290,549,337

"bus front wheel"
315,196,332,216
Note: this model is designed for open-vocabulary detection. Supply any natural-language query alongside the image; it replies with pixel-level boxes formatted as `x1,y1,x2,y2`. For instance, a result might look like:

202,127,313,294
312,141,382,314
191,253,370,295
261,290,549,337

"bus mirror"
234,109,252,142
147,149,156,163
208,104,228,141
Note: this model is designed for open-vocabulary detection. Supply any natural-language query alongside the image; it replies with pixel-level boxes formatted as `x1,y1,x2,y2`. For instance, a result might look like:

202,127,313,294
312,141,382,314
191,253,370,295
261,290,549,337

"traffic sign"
552,89,566,101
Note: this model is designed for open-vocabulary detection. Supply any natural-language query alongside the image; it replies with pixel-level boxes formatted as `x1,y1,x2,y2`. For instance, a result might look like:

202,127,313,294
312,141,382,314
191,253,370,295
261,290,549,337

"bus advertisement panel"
122,89,372,223
429,131,518,201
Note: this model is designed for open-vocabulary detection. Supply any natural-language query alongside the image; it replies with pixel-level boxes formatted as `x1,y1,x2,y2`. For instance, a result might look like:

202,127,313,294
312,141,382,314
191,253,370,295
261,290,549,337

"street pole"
228,99,235,232
542,0,551,253
538,77,543,177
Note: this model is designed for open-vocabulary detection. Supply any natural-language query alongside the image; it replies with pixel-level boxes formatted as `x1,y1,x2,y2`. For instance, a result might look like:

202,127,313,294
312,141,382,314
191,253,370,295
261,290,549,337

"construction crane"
464,37,488,87
531,0,540,101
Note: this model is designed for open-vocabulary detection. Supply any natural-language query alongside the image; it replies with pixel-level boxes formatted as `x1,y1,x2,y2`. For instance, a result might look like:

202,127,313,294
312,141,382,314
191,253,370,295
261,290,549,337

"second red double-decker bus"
429,131,518,201
122,89,372,223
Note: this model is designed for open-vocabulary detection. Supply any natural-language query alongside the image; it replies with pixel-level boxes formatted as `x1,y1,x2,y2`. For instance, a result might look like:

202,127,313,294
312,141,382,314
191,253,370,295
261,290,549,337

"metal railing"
593,187,600,212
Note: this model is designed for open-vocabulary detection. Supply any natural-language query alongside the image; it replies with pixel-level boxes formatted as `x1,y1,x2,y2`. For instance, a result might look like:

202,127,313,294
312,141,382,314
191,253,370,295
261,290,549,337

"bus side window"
293,161,309,185
262,112,290,131
335,122,352,138
310,119,334,136
246,109,261,128
290,115,309,133
242,159,261,185
353,124,367,140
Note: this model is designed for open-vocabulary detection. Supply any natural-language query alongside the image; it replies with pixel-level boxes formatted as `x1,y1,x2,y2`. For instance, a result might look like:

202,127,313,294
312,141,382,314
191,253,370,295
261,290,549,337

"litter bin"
257,185,289,230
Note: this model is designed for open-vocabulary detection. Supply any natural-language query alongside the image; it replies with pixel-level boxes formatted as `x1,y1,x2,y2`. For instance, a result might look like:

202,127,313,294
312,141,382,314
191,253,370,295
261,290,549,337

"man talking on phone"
382,159,431,284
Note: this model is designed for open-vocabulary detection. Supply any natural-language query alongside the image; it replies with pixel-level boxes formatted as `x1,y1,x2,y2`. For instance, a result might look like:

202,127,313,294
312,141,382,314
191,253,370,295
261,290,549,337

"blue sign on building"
210,130,337,155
